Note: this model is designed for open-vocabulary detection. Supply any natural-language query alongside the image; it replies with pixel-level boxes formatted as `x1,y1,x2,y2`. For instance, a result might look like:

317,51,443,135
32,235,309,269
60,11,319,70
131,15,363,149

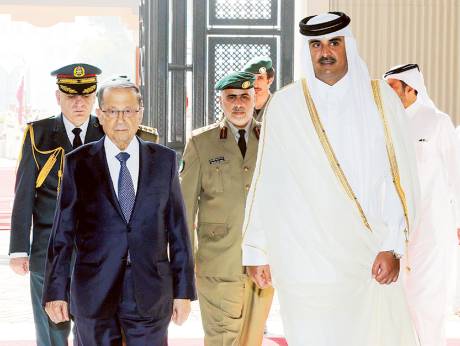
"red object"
0,338,458,345
56,74,96,78
15,76,25,125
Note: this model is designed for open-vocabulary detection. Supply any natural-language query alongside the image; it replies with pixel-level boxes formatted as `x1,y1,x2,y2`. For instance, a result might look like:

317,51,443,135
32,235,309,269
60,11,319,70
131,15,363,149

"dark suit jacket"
43,136,196,319
9,114,103,273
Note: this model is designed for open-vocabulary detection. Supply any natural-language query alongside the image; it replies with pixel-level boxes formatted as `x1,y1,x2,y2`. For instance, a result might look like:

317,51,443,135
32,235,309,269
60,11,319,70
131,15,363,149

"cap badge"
242,81,250,89
73,66,85,78
259,67,266,73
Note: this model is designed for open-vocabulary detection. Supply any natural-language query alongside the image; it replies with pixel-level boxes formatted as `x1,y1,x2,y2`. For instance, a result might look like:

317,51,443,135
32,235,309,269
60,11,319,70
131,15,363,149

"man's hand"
371,251,400,284
247,265,272,289
44,300,69,324
9,257,29,275
171,299,191,325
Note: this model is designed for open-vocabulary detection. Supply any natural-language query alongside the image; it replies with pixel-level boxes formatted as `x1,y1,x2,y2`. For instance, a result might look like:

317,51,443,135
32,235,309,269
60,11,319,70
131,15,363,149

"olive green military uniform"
243,56,274,123
180,118,273,346
253,94,271,122
137,124,159,143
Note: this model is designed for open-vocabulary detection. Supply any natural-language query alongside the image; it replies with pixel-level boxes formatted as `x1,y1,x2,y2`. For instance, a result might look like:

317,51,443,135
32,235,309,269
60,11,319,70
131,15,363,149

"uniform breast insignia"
209,156,225,165
219,126,228,139
253,126,261,140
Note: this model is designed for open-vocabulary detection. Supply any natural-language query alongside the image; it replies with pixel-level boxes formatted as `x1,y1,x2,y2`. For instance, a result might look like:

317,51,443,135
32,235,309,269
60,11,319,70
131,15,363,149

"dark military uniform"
10,115,103,272
9,114,102,345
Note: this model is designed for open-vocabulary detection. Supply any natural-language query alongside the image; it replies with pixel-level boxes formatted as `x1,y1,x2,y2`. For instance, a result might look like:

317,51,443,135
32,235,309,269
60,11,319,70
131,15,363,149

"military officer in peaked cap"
180,71,274,345
8,63,158,346
243,56,275,121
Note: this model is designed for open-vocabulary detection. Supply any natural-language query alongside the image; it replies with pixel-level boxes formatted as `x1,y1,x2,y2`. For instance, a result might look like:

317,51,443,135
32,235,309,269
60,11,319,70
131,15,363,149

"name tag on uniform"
209,156,225,165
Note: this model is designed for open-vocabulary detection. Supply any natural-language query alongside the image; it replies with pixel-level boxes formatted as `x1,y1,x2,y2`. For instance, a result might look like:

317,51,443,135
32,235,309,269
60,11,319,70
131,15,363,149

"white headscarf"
383,65,438,111
300,12,382,140
300,13,386,210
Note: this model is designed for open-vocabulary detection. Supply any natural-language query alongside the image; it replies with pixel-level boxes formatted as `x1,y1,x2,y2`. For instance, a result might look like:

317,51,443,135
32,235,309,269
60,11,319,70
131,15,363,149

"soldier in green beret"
180,71,274,345
243,56,275,121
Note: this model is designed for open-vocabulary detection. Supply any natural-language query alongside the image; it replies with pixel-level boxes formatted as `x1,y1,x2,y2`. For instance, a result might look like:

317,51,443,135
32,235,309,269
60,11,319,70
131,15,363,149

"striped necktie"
115,152,135,222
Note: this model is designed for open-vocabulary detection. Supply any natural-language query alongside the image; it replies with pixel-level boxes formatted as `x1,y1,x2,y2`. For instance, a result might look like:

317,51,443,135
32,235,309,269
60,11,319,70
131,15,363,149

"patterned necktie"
72,127,83,149
238,129,246,158
115,152,136,222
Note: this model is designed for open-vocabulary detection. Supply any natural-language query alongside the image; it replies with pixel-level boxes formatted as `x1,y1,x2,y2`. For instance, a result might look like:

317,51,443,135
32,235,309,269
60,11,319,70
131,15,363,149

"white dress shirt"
104,136,140,197
62,114,90,144
227,119,251,143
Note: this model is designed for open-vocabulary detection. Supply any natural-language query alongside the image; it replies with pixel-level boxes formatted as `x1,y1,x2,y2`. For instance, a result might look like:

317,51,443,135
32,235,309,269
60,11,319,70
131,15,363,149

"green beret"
215,71,256,90
51,63,102,95
243,56,273,74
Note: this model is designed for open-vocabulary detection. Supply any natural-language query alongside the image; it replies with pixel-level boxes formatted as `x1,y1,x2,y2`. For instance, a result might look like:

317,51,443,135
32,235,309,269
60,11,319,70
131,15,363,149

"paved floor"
0,231,286,344
1,231,459,345
2,153,460,345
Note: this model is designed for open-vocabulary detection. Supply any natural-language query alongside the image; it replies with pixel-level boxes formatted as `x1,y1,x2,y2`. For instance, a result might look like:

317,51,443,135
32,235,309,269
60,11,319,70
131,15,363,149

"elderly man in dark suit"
9,63,104,346
42,77,196,345
9,64,160,346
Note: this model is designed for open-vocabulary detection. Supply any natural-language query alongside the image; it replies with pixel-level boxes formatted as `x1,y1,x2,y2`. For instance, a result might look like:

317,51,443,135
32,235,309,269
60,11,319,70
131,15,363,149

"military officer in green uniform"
180,71,274,345
8,64,158,346
243,56,275,122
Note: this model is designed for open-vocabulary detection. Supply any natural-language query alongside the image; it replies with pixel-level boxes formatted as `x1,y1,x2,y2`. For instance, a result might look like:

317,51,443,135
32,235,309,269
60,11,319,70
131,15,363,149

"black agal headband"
383,64,420,79
299,12,351,36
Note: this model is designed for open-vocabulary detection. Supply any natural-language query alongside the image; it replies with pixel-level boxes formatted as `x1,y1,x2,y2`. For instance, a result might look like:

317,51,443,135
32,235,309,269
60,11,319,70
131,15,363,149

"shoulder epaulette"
138,124,159,136
190,122,221,137
219,126,228,139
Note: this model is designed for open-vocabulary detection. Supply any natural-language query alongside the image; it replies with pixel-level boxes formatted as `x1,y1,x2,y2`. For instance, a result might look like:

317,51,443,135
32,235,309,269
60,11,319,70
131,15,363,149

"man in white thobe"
242,12,420,346
384,64,460,346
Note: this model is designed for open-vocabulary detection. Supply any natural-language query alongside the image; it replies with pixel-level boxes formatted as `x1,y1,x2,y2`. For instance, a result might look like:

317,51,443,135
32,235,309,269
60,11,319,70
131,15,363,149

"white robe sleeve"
242,163,269,266
242,99,271,267
438,115,460,228
380,173,406,256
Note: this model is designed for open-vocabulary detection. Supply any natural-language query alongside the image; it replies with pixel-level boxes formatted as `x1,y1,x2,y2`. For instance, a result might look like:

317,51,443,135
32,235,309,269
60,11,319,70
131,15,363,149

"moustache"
318,56,336,64
232,107,245,112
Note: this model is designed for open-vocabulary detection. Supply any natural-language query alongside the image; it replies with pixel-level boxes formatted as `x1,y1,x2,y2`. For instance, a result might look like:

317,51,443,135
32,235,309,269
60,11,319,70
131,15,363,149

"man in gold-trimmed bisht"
384,64,460,346
8,64,158,346
180,71,273,345
242,12,421,345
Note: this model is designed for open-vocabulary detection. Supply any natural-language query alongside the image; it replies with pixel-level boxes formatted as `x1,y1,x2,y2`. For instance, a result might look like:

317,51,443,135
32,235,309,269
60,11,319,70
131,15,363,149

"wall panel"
326,0,460,124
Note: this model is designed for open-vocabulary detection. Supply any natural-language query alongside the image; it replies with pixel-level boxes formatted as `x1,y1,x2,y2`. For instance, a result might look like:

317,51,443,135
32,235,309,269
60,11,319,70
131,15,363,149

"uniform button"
127,225,132,233
243,167,249,172
245,184,250,191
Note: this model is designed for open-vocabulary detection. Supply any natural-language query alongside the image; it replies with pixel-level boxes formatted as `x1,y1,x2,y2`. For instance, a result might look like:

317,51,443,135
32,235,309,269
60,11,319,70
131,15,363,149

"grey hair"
97,76,142,107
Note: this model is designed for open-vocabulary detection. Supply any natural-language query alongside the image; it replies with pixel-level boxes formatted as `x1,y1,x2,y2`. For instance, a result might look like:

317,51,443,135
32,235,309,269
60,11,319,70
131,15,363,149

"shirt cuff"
9,252,29,258
242,245,268,266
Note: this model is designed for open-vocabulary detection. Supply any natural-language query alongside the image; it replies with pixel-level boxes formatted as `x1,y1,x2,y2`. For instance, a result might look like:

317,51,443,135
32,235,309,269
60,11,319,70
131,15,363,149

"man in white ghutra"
242,12,421,345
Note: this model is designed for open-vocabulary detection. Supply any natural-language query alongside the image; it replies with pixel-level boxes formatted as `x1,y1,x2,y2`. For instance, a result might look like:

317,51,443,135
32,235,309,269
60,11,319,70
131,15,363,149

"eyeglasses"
101,108,142,118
